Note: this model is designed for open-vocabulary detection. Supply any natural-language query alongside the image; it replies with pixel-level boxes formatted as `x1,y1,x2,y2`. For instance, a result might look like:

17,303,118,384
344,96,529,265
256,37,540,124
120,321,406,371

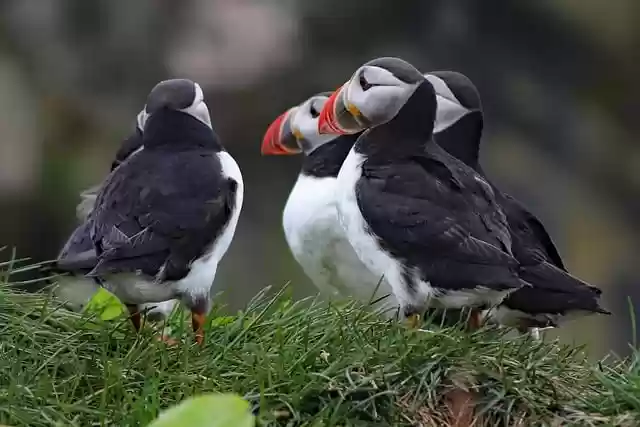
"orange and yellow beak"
261,109,302,155
318,84,363,135
318,87,345,135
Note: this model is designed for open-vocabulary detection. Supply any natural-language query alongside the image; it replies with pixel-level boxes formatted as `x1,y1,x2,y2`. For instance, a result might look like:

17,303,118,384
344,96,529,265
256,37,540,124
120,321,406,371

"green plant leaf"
210,316,236,327
83,288,125,320
149,393,254,427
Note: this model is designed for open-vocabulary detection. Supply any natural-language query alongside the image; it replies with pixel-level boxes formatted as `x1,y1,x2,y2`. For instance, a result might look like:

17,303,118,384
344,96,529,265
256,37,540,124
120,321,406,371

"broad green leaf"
84,288,126,320
149,393,254,427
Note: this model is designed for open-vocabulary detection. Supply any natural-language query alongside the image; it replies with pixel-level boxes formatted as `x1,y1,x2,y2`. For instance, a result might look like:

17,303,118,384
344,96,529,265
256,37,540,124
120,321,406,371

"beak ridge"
318,86,348,135
261,110,300,155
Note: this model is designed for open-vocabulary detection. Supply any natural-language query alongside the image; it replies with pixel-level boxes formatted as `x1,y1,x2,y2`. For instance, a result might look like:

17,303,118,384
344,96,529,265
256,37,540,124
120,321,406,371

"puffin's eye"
309,102,320,118
359,72,373,91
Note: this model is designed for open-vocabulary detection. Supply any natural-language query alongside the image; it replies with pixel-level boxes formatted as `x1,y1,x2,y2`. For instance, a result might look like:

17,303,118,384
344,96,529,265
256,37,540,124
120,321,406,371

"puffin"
423,71,609,336
261,94,398,315
317,59,609,332
260,83,519,320
57,78,244,344
314,57,532,329
56,109,179,321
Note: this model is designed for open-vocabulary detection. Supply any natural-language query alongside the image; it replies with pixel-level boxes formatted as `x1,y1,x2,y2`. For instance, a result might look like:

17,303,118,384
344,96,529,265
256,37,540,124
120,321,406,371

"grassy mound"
0,273,639,425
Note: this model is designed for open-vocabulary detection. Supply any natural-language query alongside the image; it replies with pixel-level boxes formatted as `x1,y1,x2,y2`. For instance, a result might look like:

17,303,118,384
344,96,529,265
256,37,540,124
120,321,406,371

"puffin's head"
317,57,425,135
262,92,341,156
145,78,211,129
425,71,482,134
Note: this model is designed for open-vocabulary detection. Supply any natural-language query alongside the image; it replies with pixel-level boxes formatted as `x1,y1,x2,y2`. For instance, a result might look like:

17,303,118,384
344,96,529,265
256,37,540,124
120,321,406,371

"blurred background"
0,0,638,358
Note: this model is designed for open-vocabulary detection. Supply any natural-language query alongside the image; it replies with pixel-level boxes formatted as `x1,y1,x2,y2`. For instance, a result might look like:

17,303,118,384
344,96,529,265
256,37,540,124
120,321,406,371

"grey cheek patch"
433,95,470,134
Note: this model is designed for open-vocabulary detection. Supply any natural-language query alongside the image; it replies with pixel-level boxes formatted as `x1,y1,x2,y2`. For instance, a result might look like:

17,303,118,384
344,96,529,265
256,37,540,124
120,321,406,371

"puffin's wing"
356,168,525,290
502,193,566,270
89,150,237,281
76,183,102,221
56,221,99,272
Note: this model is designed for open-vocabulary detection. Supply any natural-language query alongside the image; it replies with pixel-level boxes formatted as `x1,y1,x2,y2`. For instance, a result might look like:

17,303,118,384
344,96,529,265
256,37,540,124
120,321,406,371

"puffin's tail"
518,261,610,315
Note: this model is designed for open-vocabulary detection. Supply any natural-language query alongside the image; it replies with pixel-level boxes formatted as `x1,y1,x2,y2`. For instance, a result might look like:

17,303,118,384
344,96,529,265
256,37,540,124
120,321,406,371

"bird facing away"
56,109,180,322
317,57,530,328
423,71,609,335
57,78,244,345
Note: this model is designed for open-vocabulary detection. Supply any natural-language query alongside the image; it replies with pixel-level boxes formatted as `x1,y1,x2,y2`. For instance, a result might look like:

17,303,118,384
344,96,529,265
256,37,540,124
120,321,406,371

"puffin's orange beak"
317,85,348,135
261,109,301,155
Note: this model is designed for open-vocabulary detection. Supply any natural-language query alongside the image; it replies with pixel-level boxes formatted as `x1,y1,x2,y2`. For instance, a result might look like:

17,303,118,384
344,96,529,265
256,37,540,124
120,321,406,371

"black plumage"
300,133,359,178
110,125,143,171
429,71,608,328
87,110,237,284
344,75,529,316
58,78,243,344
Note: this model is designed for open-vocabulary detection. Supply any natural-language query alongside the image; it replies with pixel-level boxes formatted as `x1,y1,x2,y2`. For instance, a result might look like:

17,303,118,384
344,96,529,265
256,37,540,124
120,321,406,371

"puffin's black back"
428,75,608,321
142,109,222,152
88,109,237,282
431,88,566,271
111,127,144,171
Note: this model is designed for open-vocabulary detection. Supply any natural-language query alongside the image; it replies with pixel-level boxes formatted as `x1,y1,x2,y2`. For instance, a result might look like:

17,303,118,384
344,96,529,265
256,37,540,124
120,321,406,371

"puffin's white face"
425,74,471,134
179,82,212,129
136,108,149,132
318,65,422,135
289,95,338,153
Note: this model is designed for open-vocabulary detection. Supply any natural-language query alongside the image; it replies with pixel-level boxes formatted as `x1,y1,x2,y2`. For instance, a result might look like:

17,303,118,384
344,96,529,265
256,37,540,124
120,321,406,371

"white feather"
282,173,397,314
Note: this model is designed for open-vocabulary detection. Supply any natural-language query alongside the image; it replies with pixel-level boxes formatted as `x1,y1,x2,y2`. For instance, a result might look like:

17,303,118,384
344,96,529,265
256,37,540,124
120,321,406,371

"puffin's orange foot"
406,313,421,329
155,334,179,346
126,304,142,332
468,309,482,331
192,311,206,345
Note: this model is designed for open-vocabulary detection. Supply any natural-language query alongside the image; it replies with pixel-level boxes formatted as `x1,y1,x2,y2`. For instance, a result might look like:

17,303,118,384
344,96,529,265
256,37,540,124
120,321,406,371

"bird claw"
406,313,421,329
155,334,179,346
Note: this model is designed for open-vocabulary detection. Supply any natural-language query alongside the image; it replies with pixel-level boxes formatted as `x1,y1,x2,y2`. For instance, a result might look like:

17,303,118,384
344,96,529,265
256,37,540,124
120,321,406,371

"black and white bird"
261,95,398,314
260,82,517,318
56,109,179,321
57,78,244,344
316,57,531,328
422,71,609,336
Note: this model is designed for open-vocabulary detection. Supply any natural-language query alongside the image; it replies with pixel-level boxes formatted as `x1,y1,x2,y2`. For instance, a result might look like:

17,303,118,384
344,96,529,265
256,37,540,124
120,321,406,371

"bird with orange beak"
262,94,399,316
316,57,532,330
317,58,608,334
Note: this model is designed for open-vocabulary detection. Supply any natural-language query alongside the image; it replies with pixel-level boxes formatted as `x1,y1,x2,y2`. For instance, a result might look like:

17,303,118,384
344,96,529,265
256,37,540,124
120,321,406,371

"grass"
0,259,639,426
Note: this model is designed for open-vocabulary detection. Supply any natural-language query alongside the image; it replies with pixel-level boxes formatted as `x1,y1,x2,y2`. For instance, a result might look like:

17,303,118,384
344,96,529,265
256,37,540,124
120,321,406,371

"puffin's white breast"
175,150,244,300
283,173,396,312
335,151,415,308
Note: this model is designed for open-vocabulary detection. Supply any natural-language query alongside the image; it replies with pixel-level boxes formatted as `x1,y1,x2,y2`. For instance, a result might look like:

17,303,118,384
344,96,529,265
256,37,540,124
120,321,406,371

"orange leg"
468,309,482,331
406,313,421,329
126,304,142,332
155,334,179,346
192,311,206,345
